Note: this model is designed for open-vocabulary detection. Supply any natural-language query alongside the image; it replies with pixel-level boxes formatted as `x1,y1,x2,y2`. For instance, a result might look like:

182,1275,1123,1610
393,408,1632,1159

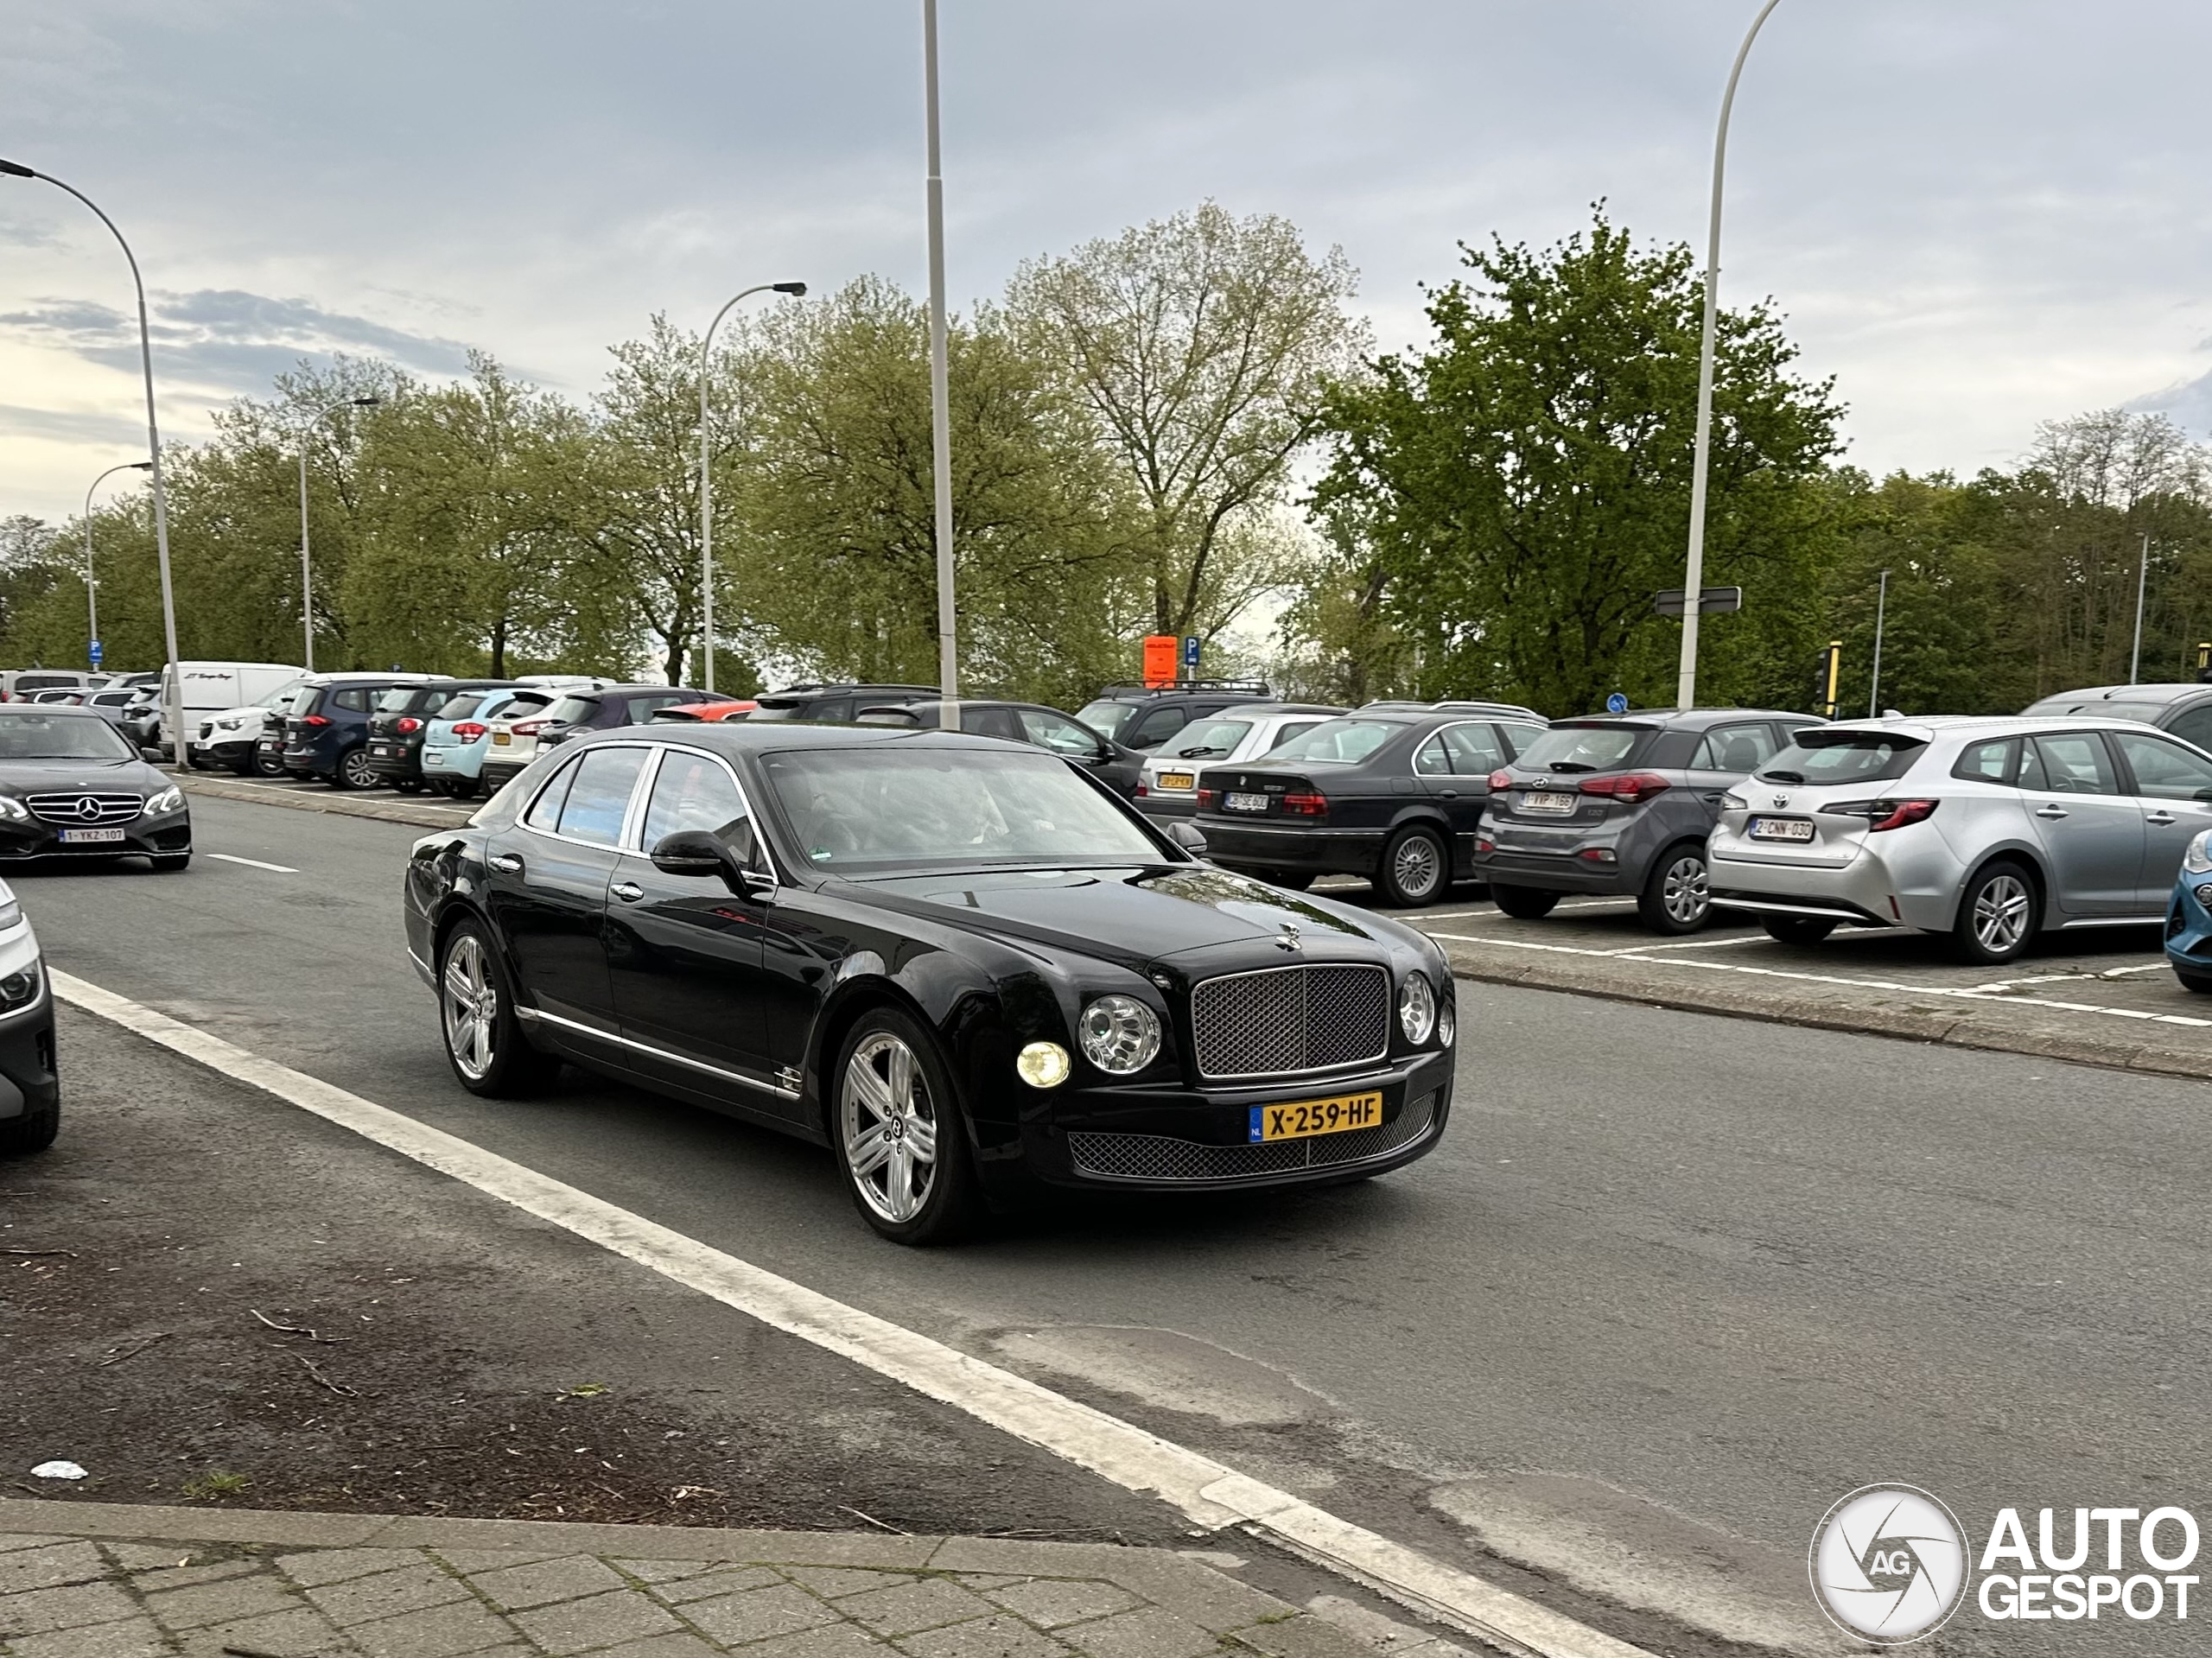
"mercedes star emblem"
76,796,102,821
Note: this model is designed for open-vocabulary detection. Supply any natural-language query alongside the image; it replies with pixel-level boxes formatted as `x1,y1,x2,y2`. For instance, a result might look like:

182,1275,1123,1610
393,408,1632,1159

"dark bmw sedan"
404,725,1455,1242
1193,708,1548,905
0,708,189,869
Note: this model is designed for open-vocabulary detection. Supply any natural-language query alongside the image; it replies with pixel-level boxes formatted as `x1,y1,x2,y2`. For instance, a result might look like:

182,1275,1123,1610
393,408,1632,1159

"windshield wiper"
1759,769,1807,785
1175,746,1224,759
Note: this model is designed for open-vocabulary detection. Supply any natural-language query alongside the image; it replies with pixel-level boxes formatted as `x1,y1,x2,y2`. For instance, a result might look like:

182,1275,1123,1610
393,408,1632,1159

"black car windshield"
541,695,601,724
0,714,135,760
1757,730,1927,785
1268,719,1403,764
761,746,1164,872
1510,724,1648,773
1073,700,1137,740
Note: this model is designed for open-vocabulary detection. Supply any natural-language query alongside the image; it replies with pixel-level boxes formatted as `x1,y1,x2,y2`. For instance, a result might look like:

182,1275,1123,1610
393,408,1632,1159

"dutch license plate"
1158,772,1195,791
423,751,447,767
1224,791,1270,813
1521,791,1578,814
1250,1090,1385,1144
492,732,511,746
1750,816,1815,842
60,828,125,844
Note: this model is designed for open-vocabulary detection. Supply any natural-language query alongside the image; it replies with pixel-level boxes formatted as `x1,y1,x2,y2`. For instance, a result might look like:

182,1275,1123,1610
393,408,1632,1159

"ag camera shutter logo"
1809,1485,1969,1644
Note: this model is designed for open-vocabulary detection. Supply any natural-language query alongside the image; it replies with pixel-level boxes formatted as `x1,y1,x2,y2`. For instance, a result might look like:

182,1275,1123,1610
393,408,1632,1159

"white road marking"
207,852,299,873
1427,932,2212,1030
48,968,1649,1658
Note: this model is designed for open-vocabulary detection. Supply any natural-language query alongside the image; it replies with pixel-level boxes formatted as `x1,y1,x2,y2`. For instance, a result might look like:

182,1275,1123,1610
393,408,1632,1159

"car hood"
858,864,1396,972
0,758,158,793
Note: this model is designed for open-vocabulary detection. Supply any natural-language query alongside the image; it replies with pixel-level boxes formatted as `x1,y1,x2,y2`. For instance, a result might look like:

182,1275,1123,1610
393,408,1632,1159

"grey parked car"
1474,708,1823,933
1709,715,2212,964
2022,682,2212,752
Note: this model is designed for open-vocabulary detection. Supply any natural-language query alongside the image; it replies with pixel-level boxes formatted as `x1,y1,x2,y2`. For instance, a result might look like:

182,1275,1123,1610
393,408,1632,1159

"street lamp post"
298,397,381,673
82,460,153,668
2132,532,2151,684
698,283,804,696
1868,568,1891,718
923,0,958,729
1,158,188,762
1674,0,1783,713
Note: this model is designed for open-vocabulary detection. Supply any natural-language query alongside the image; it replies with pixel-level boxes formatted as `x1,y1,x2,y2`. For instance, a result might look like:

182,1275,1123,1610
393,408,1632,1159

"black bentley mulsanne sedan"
404,723,1456,1242
0,707,190,867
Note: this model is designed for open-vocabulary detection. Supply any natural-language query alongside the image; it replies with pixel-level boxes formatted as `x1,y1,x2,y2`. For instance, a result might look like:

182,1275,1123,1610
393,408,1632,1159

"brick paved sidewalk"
0,1502,1459,1658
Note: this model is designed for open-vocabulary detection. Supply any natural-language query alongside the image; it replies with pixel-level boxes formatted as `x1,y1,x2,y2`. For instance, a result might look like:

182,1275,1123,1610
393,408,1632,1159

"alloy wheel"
340,749,378,789
1393,834,1442,901
442,934,499,1082
1662,854,1710,925
1973,873,2031,954
841,1031,940,1224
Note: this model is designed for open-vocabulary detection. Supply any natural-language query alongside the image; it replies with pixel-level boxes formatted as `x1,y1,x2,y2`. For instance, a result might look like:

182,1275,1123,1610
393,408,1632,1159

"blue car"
2165,830,2212,993
420,687,553,801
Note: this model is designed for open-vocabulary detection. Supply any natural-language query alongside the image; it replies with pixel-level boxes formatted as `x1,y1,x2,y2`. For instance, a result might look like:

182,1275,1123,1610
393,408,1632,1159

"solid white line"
207,852,299,873
47,968,1648,1658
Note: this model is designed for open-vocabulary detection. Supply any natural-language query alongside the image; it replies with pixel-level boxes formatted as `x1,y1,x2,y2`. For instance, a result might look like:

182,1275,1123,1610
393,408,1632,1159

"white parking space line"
48,968,1649,1658
1605,936,1768,955
206,852,299,873
1427,931,2212,1030
1414,900,1637,925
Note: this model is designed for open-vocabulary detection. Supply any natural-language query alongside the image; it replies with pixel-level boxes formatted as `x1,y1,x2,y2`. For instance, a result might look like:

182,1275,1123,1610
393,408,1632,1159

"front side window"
2111,729,2212,802
2024,733,2119,796
641,751,751,852
554,746,649,845
1124,705,1191,748
1269,719,1404,765
1075,700,1138,741
1018,708,1103,755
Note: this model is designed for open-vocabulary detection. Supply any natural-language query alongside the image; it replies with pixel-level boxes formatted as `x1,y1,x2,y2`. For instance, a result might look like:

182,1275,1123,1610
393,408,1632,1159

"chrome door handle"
488,852,524,873
611,881,645,903
2033,806,2068,820
2146,811,2177,825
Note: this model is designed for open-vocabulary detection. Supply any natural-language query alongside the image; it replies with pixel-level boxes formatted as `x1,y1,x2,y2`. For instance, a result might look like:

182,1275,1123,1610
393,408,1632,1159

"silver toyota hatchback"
1707,715,2212,963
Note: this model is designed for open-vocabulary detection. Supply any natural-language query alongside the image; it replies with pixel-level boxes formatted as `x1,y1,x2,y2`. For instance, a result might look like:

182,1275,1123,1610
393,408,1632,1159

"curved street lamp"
698,281,804,695
0,157,188,760
82,460,153,667
1675,0,1783,712
299,397,381,671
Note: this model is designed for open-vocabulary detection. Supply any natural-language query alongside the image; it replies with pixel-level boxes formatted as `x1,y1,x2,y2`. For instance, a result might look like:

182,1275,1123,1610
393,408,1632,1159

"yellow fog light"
1017,1041,1071,1089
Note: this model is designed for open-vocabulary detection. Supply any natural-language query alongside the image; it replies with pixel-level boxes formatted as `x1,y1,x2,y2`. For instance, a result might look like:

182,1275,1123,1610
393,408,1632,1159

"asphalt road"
16,796,2212,1656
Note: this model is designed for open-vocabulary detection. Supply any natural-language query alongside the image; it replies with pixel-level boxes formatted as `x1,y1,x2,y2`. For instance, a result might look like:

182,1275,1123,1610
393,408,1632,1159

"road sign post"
1654,587,1744,618
1182,635,1201,677
88,638,103,668
1818,640,1843,719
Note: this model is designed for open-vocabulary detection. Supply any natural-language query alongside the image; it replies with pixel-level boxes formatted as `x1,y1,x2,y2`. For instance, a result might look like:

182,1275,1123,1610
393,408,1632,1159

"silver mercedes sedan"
1707,715,2212,964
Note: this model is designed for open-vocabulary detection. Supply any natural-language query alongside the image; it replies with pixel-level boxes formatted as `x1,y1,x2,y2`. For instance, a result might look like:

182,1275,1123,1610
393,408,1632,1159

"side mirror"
1166,821,1207,855
139,746,167,763
650,829,728,878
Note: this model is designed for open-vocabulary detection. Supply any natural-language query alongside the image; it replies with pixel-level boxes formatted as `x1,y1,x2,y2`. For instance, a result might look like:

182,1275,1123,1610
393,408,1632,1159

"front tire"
1951,860,2037,965
832,1007,981,1245
1490,882,1559,920
1376,825,1449,907
1637,844,1712,935
328,746,378,791
437,920,558,1096
1760,915,1838,947
0,1096,57,1156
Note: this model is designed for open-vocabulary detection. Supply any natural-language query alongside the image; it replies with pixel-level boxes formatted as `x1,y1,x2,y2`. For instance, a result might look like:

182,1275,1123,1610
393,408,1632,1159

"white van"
156,661,306,753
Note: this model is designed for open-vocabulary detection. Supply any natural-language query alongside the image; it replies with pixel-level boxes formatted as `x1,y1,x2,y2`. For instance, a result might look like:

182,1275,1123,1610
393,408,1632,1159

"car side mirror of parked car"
139,746,167,763
1166,821,1208,856
650,827,776,899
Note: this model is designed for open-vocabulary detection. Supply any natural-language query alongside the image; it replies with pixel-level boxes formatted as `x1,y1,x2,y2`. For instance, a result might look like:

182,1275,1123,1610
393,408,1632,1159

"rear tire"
1376,825,1449,907
446,777,480,801
1489,883,1560,920
328,746,378,791
831,1007,982,1245
2175,969,2212,995
1760,916,1838,947
251,749,285,778
1637,844,1713,935
437,919,559,1097
1950,860,2037,965
0,1097,58,1156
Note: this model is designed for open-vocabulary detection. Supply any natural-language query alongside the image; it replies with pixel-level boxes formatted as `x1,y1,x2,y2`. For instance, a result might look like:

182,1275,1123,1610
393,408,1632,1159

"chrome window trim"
1189,961,1392,1082
515,742,658,853
517,1004,799,1099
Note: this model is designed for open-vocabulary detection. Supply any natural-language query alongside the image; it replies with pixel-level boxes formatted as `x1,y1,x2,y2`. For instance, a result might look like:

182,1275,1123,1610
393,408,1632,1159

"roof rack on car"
1092,679,1274,697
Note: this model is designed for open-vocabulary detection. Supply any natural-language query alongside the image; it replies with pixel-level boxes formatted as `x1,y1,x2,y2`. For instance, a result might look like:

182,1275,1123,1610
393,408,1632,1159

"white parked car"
189,676,313,775
1709,715,2212,964
1135,703,1344,820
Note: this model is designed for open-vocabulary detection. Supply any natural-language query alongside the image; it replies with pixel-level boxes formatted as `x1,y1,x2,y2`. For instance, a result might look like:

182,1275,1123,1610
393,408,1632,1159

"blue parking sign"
88,639,103,666
1183,635,1201,673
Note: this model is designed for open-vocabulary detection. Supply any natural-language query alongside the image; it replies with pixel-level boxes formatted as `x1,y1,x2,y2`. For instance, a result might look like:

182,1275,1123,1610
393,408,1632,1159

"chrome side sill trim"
519,1005,799,1099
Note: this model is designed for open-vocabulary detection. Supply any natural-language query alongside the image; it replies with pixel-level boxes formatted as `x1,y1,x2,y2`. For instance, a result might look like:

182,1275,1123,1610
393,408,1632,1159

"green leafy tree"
1311,209,1846,716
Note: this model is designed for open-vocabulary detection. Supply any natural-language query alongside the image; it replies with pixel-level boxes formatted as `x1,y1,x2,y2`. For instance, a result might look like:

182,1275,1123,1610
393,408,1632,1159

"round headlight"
1437,997,1455,1048
1077,995,1161,1074
1398,973,1437,1045
1016,1041,1071,1089
0,964,40,1009
2188,830,2212,875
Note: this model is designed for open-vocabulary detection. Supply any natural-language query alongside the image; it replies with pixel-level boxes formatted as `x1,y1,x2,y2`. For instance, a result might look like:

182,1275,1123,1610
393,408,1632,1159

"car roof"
0,703,107,717
2027,683,2209,707
615,722,1019,755
1543,708,1816,731
1812,715,2190,741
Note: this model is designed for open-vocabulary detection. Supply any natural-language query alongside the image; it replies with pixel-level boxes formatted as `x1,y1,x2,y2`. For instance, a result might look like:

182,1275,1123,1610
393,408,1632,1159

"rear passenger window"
1691,724,1780,772
332,688,372,714
524,761,576,831
1268,720,1325,752
556,746,649,845
1950,739,2016,784
2167,705,2212,753
1501,723,1547,757
1414,735,1452,776
2026,733,2120,795
1441,724,1505,773
1126,706,1190,748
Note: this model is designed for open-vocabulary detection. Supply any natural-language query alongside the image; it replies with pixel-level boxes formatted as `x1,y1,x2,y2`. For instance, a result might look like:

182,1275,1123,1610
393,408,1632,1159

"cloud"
2126,372,2212,441
0,403,146,448
0,288,472,395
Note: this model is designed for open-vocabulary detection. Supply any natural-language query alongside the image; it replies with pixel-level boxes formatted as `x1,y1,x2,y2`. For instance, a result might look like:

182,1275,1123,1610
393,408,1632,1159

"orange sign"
1142,634,1179,688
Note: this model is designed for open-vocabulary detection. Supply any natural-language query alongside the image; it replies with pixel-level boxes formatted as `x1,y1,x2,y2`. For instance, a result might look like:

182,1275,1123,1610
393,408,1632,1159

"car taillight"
396,716,422,734
1487,769,1513,791
1283,792,1328,816
302,714,330,727
1197,789,1217,809
1580,772,1670,805
1134,779,1148,796
453,721,486,740
1828,798,1939,832
512,720,545,736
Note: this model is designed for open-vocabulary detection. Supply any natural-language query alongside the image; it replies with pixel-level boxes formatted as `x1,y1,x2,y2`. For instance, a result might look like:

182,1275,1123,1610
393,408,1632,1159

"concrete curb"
177,772,469,830
1443,948,2212,1083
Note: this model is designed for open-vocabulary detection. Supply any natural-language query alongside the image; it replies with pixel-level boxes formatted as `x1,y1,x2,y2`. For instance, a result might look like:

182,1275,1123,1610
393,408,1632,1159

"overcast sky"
3,0,2210,524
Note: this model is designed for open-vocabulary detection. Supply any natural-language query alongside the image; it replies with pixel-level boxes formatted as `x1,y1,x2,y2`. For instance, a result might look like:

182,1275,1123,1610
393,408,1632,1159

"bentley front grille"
1188,962,1390,1079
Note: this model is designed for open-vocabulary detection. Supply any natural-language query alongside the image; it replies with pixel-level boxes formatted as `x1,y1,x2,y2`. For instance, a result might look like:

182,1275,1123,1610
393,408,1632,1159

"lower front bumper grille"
1067,1091,1436,1183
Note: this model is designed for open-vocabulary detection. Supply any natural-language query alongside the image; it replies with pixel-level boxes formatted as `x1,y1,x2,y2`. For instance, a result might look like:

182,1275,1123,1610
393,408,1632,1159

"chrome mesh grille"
26,791,143,826
1067,1092,1436,1183
1189,963,1389,1079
